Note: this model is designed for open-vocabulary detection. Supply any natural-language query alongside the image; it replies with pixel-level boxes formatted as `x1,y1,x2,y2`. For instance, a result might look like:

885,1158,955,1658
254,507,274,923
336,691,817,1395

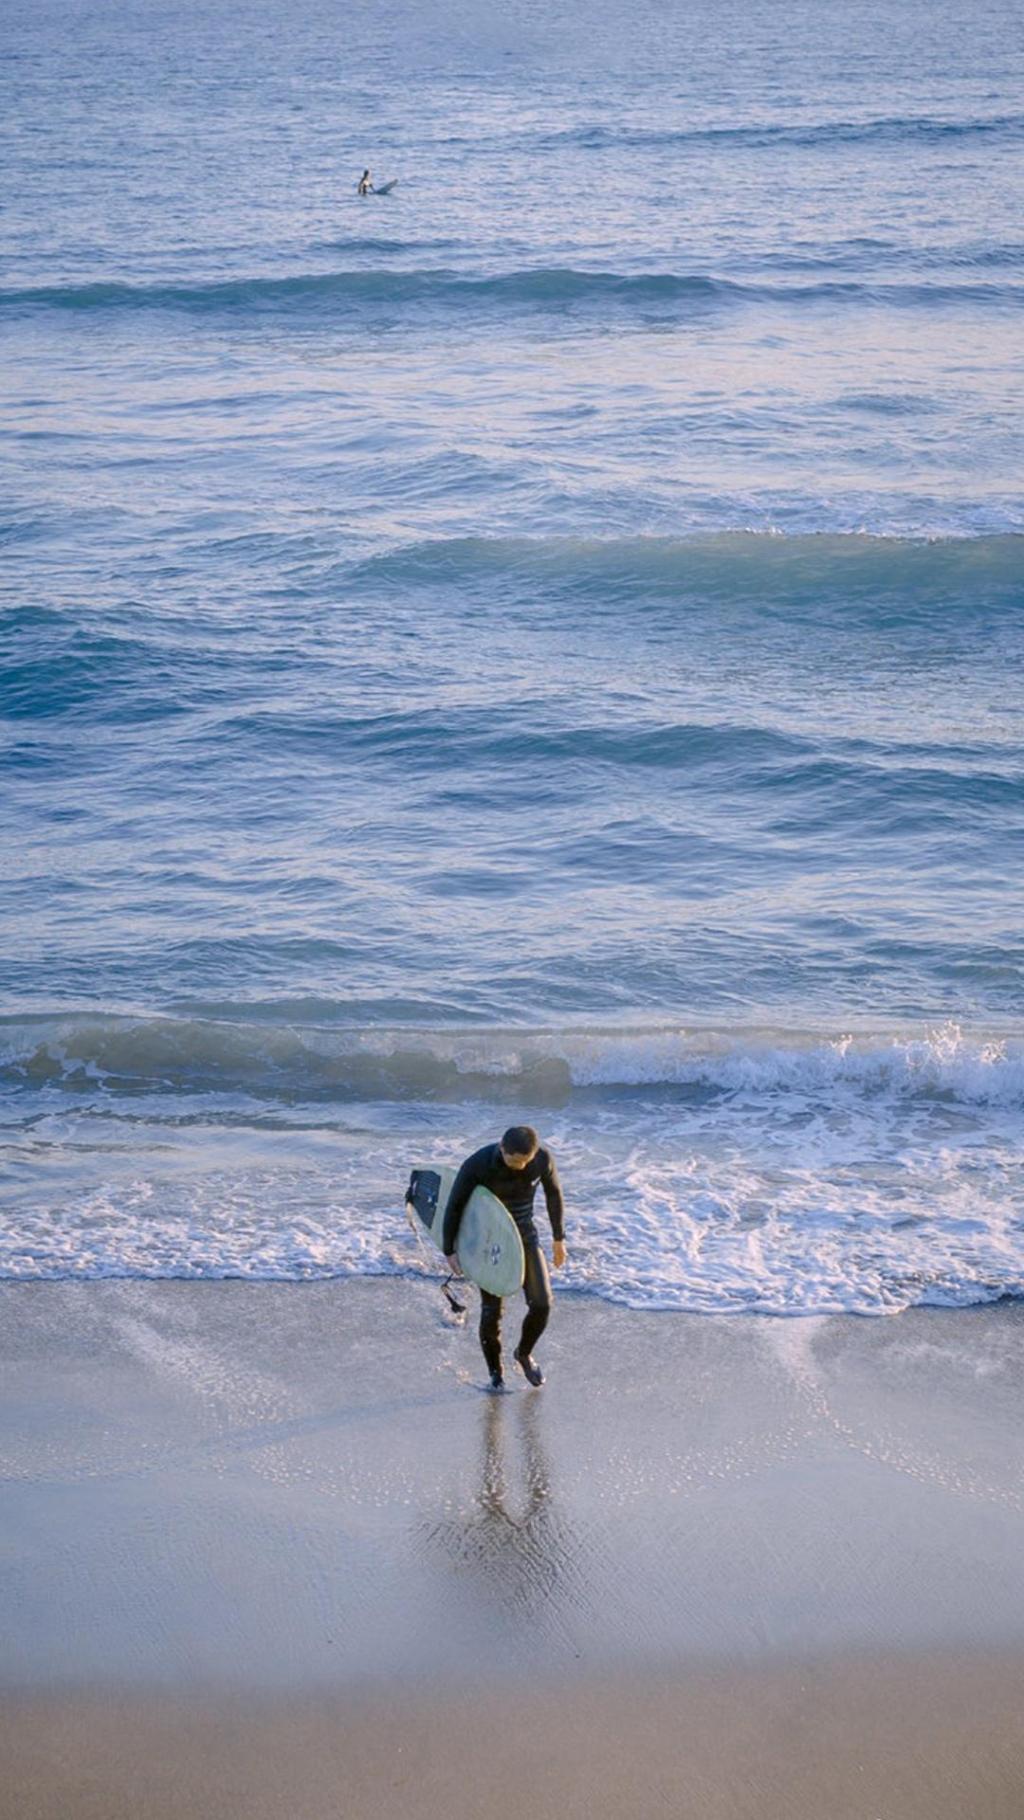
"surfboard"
406,1165,525,1297
375,179,399,195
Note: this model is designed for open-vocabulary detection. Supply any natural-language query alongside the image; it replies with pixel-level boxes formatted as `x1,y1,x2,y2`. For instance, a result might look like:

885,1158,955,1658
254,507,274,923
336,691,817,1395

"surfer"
357,168,373,195
444,1125,566,1392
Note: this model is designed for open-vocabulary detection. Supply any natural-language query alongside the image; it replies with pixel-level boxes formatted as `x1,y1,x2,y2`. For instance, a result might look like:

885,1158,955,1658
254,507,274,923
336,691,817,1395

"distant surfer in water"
444,1125,566,1391
357,168,373,195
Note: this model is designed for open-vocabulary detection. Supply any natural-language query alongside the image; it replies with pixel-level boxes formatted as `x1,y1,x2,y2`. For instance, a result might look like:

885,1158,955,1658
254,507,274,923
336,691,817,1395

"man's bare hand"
445,1253,462,1275
552,1240,567,1270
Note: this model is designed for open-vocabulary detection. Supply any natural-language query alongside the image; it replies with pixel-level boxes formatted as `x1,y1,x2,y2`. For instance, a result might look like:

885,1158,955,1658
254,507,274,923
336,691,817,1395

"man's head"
499,1124,539,1170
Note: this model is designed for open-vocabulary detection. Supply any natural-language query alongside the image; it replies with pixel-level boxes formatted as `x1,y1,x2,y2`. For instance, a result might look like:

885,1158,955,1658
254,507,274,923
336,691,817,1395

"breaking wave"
3,1012,1021,1108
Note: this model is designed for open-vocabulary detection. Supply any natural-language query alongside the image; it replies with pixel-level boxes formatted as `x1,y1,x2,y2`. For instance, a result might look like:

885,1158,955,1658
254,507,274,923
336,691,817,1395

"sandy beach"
2,1280,1023,1816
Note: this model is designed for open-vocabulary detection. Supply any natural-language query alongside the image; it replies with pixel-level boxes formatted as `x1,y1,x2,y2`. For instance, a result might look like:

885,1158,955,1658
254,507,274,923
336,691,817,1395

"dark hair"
501,1124,539,1158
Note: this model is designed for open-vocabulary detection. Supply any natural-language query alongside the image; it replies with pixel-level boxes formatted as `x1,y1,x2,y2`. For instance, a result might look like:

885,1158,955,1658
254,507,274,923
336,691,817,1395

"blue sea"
2,0,1023,1312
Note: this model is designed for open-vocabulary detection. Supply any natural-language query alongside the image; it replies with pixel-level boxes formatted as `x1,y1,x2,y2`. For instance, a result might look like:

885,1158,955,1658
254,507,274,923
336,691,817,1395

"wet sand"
2,1280,1023,1816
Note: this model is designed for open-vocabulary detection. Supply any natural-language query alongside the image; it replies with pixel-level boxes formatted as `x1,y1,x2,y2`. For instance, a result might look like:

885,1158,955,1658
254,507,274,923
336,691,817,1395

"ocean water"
2,0,1023,1312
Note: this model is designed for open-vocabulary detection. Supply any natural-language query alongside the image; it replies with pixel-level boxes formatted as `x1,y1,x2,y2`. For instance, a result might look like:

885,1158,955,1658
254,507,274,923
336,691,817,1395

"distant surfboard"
406,1165,525,1297
375,179,399,195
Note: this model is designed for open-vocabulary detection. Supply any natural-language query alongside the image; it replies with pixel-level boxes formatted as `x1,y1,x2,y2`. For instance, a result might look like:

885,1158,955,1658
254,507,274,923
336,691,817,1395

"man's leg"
517,1242,552,1359
479,1287,503,1376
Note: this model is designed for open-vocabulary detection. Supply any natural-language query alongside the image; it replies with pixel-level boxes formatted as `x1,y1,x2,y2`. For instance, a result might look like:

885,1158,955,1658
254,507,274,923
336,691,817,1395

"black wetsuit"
442,1143,565,1370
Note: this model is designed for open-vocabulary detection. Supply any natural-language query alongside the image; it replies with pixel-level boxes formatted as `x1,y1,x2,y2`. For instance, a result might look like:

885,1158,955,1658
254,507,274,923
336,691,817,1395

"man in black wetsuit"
443,1124,566,1391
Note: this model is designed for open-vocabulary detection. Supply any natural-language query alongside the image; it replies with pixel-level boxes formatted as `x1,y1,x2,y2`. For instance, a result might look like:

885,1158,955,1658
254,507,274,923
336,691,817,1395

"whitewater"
2,0,1022,1313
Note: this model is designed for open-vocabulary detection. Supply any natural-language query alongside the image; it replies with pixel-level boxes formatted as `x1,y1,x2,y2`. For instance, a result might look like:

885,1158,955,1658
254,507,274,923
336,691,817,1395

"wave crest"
2,1014,1021,1109
2,267,1020,318
537,111,1024,152
349,531,1024,613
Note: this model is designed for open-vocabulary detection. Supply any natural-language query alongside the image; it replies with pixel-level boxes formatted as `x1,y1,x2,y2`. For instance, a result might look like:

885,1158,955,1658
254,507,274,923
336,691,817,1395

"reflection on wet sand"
416,1394,596,1645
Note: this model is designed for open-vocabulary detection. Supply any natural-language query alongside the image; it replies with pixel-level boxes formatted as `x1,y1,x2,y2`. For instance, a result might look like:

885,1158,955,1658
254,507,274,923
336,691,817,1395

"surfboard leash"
406,1198,467,1317
440,1272,466,1316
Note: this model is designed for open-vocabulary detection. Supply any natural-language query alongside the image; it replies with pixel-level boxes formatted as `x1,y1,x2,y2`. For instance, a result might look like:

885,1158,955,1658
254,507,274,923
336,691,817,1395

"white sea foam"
3,1031,1022,1313
540,1021,1024,1105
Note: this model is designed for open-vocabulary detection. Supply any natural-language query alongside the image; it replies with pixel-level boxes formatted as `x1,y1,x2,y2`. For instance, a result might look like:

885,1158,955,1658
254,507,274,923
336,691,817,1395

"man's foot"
487,1367,505,1392
514,1349,544,1388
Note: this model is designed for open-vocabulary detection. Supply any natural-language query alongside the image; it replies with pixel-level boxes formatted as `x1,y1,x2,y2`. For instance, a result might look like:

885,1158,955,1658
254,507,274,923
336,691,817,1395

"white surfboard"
406,1165,525,1297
